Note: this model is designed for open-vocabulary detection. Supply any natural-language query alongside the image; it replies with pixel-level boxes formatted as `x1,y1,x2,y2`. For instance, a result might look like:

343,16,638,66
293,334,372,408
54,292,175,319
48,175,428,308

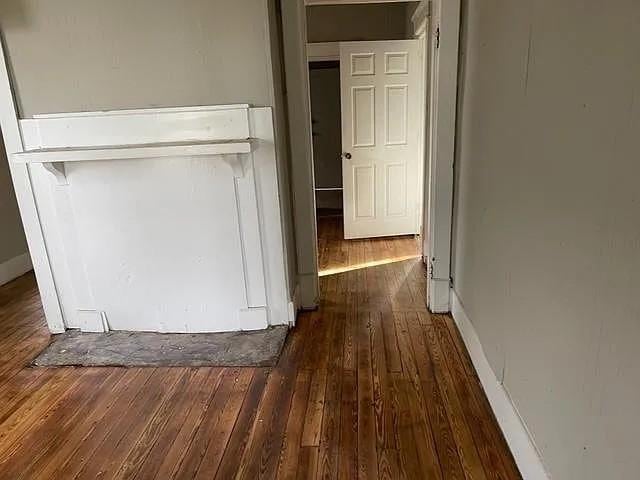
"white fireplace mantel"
11,103,257,186
0,90,291,334
12,139,254,184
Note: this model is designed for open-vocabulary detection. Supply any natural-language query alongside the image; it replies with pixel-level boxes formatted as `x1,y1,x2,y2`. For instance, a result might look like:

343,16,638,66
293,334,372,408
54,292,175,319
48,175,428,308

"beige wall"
306,2,418,42
0,140,27,264
0,0,274,116
452,1,640,479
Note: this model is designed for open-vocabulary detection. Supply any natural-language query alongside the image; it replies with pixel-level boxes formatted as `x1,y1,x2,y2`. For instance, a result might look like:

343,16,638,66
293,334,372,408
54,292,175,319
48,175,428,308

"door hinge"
427,1,433,18
436,26,440,49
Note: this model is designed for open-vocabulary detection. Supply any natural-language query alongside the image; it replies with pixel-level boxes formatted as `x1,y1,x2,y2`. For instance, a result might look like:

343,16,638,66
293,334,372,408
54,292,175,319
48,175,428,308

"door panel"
351,53,376,75
352,86,376,147
385,163,407,217
354,165,375,219
385,85,408,145
341,40,421,239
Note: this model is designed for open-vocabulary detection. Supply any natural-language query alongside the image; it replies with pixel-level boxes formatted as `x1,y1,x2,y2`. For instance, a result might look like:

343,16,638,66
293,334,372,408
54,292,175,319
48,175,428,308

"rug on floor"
33,326,289,367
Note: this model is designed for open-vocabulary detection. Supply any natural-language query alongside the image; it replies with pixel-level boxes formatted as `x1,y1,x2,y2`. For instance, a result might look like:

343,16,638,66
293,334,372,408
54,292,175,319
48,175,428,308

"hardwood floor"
0,216,520,479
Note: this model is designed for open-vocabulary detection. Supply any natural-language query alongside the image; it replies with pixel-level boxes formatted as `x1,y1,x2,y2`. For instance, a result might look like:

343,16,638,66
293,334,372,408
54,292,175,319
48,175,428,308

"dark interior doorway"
309,60,342,217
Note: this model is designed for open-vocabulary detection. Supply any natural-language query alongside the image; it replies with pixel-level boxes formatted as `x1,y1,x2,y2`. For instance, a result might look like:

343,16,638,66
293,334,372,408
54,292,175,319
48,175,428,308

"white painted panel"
384,52,409,74
354,165,375,218
350,53,375,75
385,85,408,145
385,163,407,217
68,159,246,332
352,86,375,147
66,157,253,333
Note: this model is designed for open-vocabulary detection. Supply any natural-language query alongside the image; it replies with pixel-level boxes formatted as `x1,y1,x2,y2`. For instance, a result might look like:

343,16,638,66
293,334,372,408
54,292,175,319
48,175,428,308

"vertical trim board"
248,107,291,326
233,153,268,308
425,0,460,313
281,0,320,309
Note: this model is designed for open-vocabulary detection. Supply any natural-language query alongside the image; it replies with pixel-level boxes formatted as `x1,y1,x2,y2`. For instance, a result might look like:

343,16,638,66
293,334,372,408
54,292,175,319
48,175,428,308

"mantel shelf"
12,139,253,164
11,140,254,185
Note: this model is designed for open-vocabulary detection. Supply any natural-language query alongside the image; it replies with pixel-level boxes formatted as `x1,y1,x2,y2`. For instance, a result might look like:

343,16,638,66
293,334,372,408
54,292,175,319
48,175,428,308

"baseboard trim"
429,278,451,313
450,289,550,480
297,272,319,310
0,252,33,286
287,284,301,326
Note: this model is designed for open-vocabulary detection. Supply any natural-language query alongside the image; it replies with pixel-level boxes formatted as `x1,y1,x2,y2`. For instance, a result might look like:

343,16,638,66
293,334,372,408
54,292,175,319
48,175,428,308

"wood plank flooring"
0,215,521,479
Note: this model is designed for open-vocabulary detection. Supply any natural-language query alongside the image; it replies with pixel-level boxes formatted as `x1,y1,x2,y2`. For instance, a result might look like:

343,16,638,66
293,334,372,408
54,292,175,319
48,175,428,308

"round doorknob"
343,152,352,160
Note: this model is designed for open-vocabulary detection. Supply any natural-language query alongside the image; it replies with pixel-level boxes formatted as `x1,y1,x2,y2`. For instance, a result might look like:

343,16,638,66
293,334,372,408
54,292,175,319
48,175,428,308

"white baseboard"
0,252,33,286
450,289,550,480
429,278,451,313
297,272,319,310
288,284,301,326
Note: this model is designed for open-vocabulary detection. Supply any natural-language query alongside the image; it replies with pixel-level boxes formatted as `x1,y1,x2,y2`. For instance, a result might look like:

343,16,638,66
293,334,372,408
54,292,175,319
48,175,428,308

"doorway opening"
306,1,424,280
309,60,342,222
282,0,460,313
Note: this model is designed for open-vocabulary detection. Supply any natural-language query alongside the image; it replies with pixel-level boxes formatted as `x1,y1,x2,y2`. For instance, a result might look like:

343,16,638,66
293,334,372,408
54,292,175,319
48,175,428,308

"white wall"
452,1,640,478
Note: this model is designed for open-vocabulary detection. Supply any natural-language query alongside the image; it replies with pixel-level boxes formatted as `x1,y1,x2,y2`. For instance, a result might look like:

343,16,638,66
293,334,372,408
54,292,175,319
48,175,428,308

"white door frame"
282,0,460,313
423,0,461,312
281,1,320,309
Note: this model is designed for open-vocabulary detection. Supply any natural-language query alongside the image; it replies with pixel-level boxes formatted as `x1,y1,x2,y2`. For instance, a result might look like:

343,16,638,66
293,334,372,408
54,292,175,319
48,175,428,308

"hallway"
0,216,520,479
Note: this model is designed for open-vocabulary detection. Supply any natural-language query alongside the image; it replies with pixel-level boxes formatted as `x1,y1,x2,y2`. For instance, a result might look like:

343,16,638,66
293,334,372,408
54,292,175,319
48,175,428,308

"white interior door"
340,40,421,239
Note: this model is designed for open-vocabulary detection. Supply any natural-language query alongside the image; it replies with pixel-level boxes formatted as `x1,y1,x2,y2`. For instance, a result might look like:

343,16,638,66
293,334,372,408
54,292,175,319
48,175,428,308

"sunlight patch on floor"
318,254,421,277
